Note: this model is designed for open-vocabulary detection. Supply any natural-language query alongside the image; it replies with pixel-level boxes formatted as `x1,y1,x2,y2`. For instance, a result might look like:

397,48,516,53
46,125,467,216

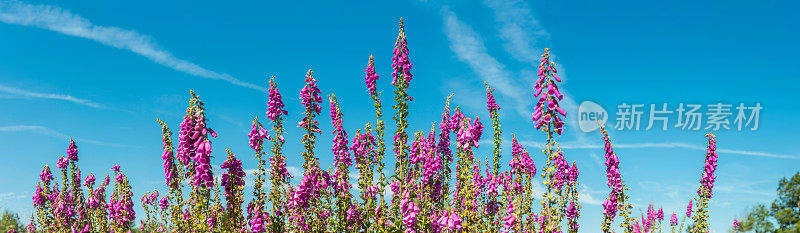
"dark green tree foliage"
738,172,800,233
0,210,23,232
772,172,800,232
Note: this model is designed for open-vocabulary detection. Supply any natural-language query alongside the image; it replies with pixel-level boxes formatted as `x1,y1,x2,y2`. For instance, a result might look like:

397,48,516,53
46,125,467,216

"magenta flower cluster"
532,49,566,134
391,19,413,87
698,133,719,197
601,127,623,218
485,84,500,113
267,78,288,121
221,153,246,195
364,55,380,96
248,120,269,151
67,139,78,161
300,70,323,117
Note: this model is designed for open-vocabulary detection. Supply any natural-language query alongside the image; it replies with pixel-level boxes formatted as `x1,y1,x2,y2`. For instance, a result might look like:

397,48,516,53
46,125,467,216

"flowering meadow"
20,19,735,233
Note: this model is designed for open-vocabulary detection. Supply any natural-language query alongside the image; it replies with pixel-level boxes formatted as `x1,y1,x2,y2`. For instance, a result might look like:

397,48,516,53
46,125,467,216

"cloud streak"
520,140,800,159
0,0,265,92
483,0,549,64
0,84,101,108
0,125,131,147
441,6,530,117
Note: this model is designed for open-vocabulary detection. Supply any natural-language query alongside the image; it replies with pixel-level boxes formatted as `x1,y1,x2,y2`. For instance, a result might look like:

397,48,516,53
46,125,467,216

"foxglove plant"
485,83,503,230
329,94,356,232
691,132,719,233
669,212,678,232
107,165,135,232
291,69,332,232
156,119,186,230
364,54,389,232
139,189,163,231
249,116,270,233
177,90,218,232
390,18,414,228
351,128,378,230
600,125,635,232
435,94,455,211
532,48,566,134
534,48,579,233
674,200,692,233
221,149,247,231
452,113,484,231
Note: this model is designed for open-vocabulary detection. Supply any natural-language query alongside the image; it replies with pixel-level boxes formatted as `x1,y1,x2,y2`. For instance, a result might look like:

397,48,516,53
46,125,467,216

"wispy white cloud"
0,84,101,108
441,6,529,117
0,192,17,201
0,0,265,92
714,180,774,197
0,125,64,137
483,0,549,64
0,125,131,147
441,2,579,127
578,184,605,206
520,140,800,159
480,0,581,134
0,192,26,208
588,152,604,168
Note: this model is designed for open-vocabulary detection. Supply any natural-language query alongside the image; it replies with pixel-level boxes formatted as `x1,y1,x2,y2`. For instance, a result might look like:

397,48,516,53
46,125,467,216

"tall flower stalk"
534,48,576,232
390,17,414,228
690,132,719,233
267,76,290,232
436,94,455,210
600,125,635,232
329,94,355,232
364,54,387,232
485,83,503,231
248,117,270,233
220,149,246,231
157,119,186,230
177,90,218,232
291,69,330,232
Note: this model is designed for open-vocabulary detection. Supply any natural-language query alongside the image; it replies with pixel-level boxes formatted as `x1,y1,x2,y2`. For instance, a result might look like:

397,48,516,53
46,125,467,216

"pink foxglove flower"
532,48,566,134
84,173,95,187
40,165,53,184
267,77,288,121
392,18,413,87
67,138,78,161
602,193,618,218
329,95,351,195
670,213,678,225
686,200,692,217
157,119,178,187
159,196,168,210
56,157,68,170
502,200,516,232
220,150,246,194
364,55,380,96
400,191,420,233
248,118,269,151
698,133,719,197
485,82,500,113
300,70,323,117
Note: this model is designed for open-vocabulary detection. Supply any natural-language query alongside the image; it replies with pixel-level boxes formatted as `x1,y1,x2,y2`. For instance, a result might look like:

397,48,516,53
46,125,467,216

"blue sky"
1,0,798,232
